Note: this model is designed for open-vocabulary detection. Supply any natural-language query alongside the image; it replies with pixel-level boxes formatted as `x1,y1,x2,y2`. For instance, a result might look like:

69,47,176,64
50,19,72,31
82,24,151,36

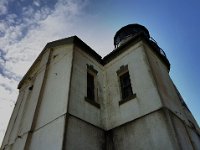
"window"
87,72,95,100
85,64,100,108
117,65,136,105
119,72,133,100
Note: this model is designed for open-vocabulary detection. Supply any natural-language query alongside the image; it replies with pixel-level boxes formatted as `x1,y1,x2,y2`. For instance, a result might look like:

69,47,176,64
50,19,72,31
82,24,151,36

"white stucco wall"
1,89,25,147
171,113,193,150
1,44,74,150
29,116,65,150
112,110,177,150
35,45,73,129
104,42,162,129
11,134,27,150
187,127,200,149
68,47,104,128
145,44,200,133
65,115,105,150
19,50,50,135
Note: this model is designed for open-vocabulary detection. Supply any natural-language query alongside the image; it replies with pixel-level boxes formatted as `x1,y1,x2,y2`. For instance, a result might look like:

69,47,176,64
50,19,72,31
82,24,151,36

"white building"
1,24,200,150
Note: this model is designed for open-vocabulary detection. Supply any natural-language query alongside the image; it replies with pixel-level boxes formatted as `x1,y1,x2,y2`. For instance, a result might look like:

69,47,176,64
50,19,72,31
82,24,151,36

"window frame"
117,65,136,105
119,71,133,100
85,64,100,108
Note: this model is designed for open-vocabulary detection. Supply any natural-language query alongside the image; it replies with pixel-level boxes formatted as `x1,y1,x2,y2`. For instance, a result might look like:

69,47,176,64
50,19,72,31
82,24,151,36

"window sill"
85,97,100,109
119,93,136,105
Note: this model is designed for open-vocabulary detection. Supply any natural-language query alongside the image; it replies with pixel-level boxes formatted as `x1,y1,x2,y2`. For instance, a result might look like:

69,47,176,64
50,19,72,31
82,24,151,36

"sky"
0,0,200,145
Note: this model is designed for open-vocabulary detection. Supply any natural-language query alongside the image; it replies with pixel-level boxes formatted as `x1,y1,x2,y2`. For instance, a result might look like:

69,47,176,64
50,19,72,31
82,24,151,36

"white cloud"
0,0,8,15
33,0,40,7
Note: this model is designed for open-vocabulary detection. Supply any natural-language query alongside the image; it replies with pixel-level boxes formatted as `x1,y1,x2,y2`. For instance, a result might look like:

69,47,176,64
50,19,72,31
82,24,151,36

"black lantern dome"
113,23,170,70
114,24,150,48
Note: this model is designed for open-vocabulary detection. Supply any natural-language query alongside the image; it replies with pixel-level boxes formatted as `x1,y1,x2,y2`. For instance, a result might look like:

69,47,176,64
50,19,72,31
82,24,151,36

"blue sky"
0,0,199,145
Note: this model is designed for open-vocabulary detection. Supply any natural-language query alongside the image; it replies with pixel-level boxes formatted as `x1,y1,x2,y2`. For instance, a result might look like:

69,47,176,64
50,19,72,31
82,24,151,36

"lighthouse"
1,24,200,150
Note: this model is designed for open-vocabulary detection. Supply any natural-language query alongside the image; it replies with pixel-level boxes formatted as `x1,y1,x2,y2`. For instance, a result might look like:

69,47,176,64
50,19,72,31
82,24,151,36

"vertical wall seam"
24,48,53,150
184,124,196,150
1,90,24,150
163,108,181,150
18,78,36,136
6,90,25,147
61,44,75,150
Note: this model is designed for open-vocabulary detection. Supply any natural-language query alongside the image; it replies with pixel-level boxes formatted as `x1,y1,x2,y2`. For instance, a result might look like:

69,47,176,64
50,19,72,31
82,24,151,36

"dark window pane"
120,73,130,87
87,72,95,100
120,72,133,100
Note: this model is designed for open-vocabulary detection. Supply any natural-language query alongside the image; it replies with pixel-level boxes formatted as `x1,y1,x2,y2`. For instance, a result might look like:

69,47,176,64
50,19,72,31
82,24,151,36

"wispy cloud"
33,0,40,7
0,0,8,15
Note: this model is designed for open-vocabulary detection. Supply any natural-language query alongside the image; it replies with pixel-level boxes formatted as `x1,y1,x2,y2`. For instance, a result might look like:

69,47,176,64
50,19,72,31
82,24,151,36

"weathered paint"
111,110,175,150
29,116,65,150
171,112,194,149
35,45,73,129
68,47,103,128
19,50,51,136
11,134,27,150
8,87,27,144
1,89,25,147
64,115,105,150
19,69,46,135
144,44,187,121
187,127,200,149
144,43,200,140
104,42,162,129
